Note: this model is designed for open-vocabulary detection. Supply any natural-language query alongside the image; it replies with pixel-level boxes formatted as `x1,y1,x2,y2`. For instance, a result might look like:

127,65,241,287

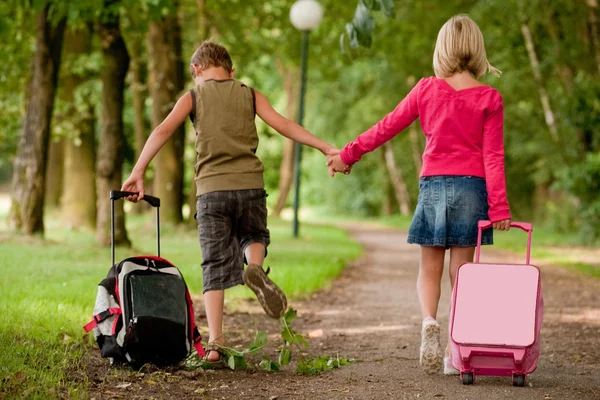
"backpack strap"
189,88,196,123
83,308,122,333
192,325,205,357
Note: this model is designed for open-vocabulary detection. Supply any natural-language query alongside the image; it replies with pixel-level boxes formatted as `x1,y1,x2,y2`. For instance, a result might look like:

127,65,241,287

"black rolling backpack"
83,191,205,368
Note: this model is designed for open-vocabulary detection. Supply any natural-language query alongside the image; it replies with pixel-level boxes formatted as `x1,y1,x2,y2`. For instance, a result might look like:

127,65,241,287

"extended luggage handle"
110,190,160,207
110,190,160,267
476,220,533,265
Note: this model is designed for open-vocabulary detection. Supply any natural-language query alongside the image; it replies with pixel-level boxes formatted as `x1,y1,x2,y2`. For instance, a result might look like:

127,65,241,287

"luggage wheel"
512,374,526,387
461,372,474,385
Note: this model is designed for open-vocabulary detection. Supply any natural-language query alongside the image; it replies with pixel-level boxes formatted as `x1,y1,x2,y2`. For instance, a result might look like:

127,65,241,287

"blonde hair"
189,40,233,78
433,14,501,78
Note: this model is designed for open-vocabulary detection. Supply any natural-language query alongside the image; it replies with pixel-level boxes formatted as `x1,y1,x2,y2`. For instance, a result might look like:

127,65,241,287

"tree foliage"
0,0,599,243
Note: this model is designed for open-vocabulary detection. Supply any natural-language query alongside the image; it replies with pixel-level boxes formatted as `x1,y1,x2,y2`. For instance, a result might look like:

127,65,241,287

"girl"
327,14,511,375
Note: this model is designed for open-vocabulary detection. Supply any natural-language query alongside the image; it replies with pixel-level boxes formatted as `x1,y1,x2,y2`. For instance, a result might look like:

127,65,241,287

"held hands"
325,149,352,177
120,171,145,202
493,219,511,231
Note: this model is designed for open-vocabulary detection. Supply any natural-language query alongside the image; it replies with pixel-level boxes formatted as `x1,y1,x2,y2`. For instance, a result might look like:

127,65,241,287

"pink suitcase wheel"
461,372,474,385
512,374,526,387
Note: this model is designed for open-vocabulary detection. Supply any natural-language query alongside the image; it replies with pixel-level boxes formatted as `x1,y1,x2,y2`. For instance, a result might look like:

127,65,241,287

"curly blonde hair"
433,14,501,78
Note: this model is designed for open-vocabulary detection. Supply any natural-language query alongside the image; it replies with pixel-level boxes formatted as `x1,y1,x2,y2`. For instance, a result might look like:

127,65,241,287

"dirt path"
86,225,600,400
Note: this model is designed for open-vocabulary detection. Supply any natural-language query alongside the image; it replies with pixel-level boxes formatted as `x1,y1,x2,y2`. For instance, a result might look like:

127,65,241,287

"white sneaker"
443,356,460,375
420,318,443,374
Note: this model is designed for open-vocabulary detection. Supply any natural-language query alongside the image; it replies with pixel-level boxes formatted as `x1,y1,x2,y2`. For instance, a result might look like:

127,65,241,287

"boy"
121,41,338,365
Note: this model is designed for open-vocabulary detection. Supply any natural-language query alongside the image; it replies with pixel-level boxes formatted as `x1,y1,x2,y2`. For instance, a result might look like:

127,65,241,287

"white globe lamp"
290,0,323,31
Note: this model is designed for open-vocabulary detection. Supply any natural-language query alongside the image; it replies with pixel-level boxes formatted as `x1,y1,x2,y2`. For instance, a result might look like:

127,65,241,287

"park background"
0,0,599,397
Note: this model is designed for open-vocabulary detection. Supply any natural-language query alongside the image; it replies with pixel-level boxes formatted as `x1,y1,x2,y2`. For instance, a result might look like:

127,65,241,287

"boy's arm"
254,90,336,156
121,91,193,201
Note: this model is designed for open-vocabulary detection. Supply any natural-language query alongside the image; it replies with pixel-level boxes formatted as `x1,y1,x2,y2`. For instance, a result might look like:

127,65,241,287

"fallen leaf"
116,383,131,389
269,396,278,400
145,380,156,385
13,371,26,383
102,391,124,397
195,388,206,394
308,329,323,338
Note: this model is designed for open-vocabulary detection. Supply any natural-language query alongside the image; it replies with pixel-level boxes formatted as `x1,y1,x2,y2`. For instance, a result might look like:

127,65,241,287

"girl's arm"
339,79,422,166
255,90,337,157
482,95,511,223
121,91,193,202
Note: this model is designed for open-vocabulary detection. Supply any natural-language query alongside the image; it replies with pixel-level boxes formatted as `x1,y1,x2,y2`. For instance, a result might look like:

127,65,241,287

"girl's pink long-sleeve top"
340,77,511,222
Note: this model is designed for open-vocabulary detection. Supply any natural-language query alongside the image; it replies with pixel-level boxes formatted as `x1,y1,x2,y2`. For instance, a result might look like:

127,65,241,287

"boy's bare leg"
243,242,287,318
417,245,445,374
244,242,266,266
203,289,225,361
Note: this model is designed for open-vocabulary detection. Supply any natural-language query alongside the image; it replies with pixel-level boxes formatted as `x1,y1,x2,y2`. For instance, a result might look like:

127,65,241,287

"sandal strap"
248,264,271,276
204,342,227,356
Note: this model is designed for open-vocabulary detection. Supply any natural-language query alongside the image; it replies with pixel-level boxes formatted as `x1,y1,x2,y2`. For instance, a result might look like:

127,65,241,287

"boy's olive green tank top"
190,79,264,196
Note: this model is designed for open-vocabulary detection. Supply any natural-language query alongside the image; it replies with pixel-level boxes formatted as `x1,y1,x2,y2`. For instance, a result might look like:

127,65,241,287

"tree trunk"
129,38,149,215
130,40,147,172
61,26,97,230
586,0,600,74
148,6,185,224
521,23,560,143
9,6,66,235
382,142,411,215
45,138,64,209
273,62,298,217
546,11,575,95
96,2,130,246
196,0,208,39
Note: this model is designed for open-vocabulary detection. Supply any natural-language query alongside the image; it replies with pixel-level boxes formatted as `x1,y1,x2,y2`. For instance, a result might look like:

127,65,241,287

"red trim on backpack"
185,289,205,357
112,278,121,335
112,313,120,335
114,277,120,303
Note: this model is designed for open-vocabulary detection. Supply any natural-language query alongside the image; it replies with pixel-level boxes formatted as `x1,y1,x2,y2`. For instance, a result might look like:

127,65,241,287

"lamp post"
289,0,323,238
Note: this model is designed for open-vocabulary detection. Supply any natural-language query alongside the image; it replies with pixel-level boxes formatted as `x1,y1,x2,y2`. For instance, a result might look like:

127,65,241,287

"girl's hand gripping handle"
475,220,533,265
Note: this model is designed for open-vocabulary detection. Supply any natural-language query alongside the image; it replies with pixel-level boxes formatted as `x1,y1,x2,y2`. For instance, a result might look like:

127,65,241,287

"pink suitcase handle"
476,220,533,264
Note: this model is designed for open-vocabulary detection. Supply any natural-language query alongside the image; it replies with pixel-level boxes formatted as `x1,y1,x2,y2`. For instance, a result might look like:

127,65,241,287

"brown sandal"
201,343,229,370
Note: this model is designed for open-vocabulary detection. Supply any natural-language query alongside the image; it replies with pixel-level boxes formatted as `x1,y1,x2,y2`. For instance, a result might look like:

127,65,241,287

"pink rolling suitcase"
449,221,543,386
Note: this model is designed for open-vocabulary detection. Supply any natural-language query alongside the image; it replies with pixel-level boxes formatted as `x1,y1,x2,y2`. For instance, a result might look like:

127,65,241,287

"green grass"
0,211,361,398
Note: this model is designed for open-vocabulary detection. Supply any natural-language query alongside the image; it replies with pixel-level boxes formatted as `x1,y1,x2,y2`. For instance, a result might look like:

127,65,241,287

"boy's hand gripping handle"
110,190,160,207
475,220,533,264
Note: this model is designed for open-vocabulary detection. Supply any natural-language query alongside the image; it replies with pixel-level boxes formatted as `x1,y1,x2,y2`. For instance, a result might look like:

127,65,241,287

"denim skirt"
407,176,493,248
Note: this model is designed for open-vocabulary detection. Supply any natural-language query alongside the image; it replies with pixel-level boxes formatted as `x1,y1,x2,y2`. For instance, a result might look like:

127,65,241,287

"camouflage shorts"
196,189,270,293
